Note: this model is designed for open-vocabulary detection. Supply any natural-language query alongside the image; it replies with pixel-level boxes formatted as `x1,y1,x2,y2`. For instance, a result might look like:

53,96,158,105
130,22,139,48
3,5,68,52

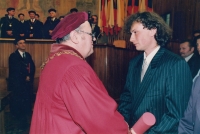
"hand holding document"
131,112,156,134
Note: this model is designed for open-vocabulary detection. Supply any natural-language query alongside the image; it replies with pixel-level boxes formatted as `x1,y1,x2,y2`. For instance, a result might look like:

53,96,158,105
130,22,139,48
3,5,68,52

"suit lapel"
132,48,165,111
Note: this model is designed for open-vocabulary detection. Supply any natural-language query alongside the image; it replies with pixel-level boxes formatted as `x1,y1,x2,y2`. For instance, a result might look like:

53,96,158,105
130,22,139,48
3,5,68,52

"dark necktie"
23,53,26,59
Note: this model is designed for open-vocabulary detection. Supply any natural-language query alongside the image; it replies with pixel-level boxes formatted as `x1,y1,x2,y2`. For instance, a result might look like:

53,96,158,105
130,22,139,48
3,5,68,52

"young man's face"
16,40,26,52
130,22,156,52
19,15,24,21
49,11,56,18
179,42,194,58
8,10,15,16
29,13,35,19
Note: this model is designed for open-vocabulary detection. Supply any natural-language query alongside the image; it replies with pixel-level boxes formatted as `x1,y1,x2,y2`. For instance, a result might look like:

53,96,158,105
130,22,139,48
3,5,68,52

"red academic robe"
30,44,128,134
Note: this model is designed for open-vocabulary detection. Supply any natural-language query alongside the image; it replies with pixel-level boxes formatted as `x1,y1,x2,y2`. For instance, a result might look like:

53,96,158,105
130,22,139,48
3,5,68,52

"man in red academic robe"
30,12,129,134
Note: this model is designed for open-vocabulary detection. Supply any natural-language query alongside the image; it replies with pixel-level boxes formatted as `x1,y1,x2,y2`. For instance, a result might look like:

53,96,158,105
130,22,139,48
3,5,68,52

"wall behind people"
0,0,98,23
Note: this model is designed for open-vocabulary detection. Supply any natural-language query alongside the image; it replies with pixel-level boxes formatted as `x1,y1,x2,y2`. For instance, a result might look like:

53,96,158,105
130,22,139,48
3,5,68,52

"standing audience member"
59,16,64,21
30,12,129,134
178,71,200,133
26,11,43,39
0,7,19,38
118,11,192,133
70,8,78,13
179,39,200,78
193,30,200,37
18,13,28,38
90,15,101,44
8,37,35,130
43,8,60,39
195,35,200,55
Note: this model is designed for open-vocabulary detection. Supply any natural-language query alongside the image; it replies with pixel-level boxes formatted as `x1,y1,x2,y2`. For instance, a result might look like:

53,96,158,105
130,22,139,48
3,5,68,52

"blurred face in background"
29,13,35,19
19,15,24,21
49,11,56,18
8,10,15,16
197,38,200,54
180,42,194,58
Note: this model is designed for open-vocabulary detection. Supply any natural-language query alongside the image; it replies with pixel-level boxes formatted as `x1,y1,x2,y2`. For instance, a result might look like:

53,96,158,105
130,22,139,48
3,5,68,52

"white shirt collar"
143,45,160,65
184,53,194,62
18,50,24,57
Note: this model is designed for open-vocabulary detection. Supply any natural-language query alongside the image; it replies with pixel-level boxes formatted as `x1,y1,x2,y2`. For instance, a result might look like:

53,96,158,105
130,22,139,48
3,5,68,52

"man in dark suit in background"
18,13,28,38
26,10,43,39
43,8,60,39
179,39,200,78
118,12,192,133
0,7,19,38
90,15,101,44
8,37,35,130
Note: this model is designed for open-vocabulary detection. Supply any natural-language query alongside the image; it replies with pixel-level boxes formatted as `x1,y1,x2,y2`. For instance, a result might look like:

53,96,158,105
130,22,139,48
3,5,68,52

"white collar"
143,46,160,65
185,53,194,62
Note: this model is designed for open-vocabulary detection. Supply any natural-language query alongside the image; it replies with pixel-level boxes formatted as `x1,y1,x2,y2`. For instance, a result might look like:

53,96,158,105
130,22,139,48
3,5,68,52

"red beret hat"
51,11,88,40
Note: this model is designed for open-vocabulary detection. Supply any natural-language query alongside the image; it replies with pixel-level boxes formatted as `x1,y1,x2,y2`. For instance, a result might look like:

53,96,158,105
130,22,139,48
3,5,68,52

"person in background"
194,35,200,55
193,30,200,37
178,69,200,133
18,13,28,38
8,37,35,130
30,12,129,134
90,15,101,44
59,16,64,21
179,39,200,78
118,11,192,133
70,8,78,13
43,8,60,39
26,10,43,39
0,7,19,38
35,14,39,20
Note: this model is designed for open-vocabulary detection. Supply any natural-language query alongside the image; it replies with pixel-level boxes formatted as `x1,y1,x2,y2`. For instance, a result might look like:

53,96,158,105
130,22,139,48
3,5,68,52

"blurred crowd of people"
0,7,100,41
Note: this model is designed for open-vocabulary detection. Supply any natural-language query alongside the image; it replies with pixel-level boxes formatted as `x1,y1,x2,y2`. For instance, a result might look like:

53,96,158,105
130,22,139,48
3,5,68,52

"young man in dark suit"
43,8,60,39
0,7,19,38
8,37,35,130
18,13,28,38
118,12,192,133
26,10,43,39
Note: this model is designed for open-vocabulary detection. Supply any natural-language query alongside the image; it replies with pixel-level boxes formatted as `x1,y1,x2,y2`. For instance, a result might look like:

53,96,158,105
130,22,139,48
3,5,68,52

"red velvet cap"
51,12,88,40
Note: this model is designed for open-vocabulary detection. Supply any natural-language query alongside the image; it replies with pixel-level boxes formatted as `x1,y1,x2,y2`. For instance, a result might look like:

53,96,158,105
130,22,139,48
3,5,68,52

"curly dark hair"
124,12,172,47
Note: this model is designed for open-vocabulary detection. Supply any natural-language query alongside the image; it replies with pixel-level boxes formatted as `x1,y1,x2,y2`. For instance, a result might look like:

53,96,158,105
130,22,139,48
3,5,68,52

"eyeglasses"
77,30,96,40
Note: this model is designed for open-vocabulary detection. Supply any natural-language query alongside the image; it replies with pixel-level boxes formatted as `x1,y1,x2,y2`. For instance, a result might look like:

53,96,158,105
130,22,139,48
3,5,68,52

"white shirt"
141,46,160,81
18,50,25,58
51,17,55,21
184,53,194,62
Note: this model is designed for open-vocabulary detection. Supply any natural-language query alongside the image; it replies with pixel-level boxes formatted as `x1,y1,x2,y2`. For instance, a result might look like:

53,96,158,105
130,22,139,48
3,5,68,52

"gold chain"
41,50,84,70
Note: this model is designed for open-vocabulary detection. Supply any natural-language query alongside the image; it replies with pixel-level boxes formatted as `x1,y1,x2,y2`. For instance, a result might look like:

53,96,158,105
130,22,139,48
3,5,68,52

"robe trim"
41,50,84,70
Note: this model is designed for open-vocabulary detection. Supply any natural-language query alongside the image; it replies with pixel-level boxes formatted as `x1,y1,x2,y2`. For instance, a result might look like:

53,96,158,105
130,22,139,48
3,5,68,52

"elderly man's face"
180,42,194,58
78,21,94,58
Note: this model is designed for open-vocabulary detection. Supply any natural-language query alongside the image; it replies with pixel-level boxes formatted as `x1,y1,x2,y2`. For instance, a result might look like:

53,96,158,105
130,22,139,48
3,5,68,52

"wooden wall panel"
153,0,199,41
0,40,138,101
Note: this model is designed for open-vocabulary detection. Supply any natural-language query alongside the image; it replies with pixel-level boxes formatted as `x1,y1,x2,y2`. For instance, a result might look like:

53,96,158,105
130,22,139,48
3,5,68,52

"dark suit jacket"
8,50,35,117
26,19,43,39
187,53,200,78
43,17,60,39
178,73,200,134
0,15,19,38
118,47,192,133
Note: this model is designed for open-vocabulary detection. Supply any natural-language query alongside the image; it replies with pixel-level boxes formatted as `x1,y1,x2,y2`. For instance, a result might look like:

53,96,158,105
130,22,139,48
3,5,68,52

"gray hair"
56,26,81,43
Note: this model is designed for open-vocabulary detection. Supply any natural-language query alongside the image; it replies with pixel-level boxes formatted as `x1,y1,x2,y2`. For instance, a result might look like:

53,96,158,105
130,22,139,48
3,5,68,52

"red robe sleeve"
60,65,128,134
